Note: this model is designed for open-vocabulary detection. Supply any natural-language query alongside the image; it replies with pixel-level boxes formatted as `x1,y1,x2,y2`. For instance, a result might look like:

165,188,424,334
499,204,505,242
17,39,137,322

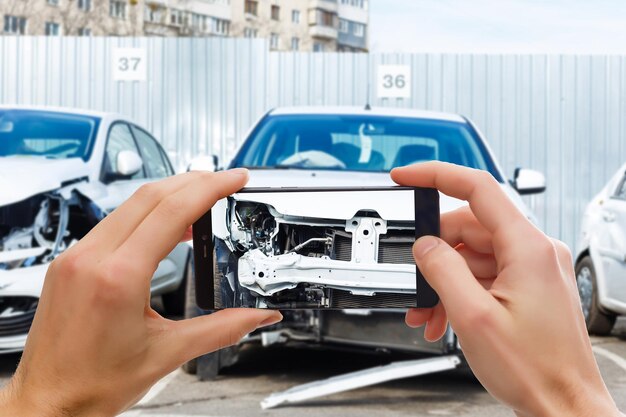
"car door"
99,122,150,212
596,171,626,306
130,125,186,292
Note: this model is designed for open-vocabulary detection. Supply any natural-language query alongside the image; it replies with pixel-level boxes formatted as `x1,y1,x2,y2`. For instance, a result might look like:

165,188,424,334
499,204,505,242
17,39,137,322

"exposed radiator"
330,289,417,308
378,239,415,264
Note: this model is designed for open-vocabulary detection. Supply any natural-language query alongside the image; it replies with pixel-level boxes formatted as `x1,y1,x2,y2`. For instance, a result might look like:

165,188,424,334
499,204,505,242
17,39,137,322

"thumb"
164,309,283,366
414,236,496,327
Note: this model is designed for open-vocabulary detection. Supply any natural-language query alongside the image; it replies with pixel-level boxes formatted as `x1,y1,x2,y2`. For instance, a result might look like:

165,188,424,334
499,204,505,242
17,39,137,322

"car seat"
392,144,436,168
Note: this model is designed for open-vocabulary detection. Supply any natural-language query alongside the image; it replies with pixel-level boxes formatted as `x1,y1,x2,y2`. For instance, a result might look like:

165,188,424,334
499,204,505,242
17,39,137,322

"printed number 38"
118,57,141,72
382,74,406,89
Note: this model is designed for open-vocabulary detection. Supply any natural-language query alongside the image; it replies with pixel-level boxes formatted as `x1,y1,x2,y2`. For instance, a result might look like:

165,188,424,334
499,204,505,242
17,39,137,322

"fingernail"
257,312,283,328
228,168,249,177
413,236,440,260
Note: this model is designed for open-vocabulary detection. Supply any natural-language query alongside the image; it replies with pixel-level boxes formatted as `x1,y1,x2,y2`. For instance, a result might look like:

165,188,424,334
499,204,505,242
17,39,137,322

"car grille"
0,296,38,337
330,289,416,308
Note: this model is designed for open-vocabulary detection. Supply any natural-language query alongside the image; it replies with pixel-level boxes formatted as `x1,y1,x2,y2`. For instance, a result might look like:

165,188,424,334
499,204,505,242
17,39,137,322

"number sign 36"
377,65,411,99
112,48,147,82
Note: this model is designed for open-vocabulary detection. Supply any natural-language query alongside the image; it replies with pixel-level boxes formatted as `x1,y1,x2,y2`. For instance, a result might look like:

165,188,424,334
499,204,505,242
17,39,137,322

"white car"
575,163,626,335
185,106,547,379
0,106,190,353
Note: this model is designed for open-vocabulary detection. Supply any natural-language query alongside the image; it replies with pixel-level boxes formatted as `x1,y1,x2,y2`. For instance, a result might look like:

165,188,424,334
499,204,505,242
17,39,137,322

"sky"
369,0,626,53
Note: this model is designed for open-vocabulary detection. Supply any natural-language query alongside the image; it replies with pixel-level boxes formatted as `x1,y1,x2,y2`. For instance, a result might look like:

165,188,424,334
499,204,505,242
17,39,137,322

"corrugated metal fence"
1,36,625,249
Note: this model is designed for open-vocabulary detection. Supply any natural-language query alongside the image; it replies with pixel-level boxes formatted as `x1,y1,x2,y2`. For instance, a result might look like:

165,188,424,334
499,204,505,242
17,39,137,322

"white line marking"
138,368,181,405
592,345,626,372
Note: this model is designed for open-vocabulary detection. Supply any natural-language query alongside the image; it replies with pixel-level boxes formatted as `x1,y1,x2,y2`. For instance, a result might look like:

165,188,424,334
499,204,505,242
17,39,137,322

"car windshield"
232,114,502,180
0,109,100,161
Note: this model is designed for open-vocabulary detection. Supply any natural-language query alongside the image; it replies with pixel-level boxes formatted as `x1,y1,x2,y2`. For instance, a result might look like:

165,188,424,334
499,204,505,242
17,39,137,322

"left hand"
0,169,282,417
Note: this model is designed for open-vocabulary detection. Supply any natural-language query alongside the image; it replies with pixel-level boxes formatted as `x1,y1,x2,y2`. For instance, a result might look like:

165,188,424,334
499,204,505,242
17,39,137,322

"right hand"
391,162,621,417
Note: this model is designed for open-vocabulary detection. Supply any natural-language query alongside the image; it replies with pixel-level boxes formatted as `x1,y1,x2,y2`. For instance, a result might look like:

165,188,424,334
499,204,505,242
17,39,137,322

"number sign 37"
112,48,147,82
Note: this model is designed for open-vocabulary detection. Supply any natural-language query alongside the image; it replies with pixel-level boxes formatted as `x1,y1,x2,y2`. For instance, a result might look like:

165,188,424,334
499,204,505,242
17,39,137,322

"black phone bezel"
192,186,440,310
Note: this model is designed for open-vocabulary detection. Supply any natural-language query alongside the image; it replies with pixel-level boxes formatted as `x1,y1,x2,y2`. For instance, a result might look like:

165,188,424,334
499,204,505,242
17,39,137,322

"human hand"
391,162,621,417
0,169,282,417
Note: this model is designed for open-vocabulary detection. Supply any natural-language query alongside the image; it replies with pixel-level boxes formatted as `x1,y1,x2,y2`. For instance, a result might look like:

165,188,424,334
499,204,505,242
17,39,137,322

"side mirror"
513,168,546,195
187,154,219,172
116,150,143,177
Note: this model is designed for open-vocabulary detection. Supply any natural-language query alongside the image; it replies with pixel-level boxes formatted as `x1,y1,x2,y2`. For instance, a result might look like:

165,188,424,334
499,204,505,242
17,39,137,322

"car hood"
0,156,91,206
236,169,469,221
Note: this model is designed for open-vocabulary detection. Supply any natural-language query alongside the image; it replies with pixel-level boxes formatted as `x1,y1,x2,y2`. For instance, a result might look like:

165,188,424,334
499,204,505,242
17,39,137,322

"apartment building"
1,0,369,52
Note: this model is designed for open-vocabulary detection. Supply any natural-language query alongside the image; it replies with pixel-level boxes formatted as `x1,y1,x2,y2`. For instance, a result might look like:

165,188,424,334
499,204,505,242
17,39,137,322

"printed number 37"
118,57,141,72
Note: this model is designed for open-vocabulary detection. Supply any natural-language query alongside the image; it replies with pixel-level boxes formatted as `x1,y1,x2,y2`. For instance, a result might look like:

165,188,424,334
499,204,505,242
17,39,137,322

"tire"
162,252,190,317
576,256,616,336
181,245,241,379
182,253,199,375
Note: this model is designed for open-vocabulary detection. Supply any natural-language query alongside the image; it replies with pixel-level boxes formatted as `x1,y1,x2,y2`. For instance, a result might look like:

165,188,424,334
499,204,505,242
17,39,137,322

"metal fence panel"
1,36,625,250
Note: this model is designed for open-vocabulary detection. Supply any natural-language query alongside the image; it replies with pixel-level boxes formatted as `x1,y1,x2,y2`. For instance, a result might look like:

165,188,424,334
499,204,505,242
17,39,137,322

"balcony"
309,0,338,13
310,25,337,39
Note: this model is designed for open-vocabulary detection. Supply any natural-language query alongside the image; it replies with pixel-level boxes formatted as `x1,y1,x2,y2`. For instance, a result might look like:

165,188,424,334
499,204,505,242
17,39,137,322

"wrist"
521,371,621,417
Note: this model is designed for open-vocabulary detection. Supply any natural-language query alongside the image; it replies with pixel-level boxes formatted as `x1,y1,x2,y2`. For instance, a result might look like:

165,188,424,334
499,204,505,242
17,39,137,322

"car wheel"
181,247,241,380
576,256,616,336
162,252,190,317
182,253,199,375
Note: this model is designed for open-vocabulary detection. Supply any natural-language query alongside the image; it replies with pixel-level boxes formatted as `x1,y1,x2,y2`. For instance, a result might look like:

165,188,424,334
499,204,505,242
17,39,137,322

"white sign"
112,48,147,82
377,65,411,99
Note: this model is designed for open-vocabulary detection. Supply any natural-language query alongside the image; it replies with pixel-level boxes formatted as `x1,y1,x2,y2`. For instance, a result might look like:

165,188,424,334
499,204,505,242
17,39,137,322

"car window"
232,114,502,181
131,126,171,179
614,174,626,200
104,123,145,180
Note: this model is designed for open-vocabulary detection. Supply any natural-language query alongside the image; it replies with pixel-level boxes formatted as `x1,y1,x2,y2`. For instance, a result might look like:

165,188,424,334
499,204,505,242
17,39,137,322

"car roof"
268,106,466,123
0,105,124,120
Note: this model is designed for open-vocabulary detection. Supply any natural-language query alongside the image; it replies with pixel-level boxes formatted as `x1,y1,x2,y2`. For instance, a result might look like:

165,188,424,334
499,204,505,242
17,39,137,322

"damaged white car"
184,106,547,379
0,106,190,353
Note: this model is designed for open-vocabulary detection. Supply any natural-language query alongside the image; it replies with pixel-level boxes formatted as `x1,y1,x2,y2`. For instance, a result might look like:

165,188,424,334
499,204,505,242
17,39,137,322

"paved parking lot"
2,318,625,417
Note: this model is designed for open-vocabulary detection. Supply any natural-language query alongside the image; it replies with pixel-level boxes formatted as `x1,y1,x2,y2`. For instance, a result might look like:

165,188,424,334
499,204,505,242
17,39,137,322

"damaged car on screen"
184,106,547,379
0,106,190,353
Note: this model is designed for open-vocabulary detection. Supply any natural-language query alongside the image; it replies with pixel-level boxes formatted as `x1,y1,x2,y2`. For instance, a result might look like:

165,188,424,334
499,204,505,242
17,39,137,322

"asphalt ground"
2,315,625,417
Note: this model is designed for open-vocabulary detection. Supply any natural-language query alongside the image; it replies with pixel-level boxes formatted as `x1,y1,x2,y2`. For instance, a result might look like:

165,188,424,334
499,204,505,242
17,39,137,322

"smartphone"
192,186,439,310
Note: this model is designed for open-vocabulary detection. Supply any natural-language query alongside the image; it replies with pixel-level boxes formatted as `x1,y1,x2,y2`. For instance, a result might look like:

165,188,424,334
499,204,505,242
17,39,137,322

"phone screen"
192,186,439,310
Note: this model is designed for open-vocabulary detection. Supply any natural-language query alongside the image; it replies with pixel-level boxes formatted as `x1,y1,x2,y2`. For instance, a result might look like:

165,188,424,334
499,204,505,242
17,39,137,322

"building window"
145,6,165,23
109,0,127,19
291,10,300,24
78,0,91,11
47,0,59,6
271,5,280,20
78,27,92,36
170,9,187,26
245,0,258,16
342,0,365,7
316,10,335,27
3,15,26,35
313,42,324,52
213,18,230,35
353,22,364,37
339,18,349,33
45,22,61,36
291,37,299,51
270,33,279,49
243,27,258,38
